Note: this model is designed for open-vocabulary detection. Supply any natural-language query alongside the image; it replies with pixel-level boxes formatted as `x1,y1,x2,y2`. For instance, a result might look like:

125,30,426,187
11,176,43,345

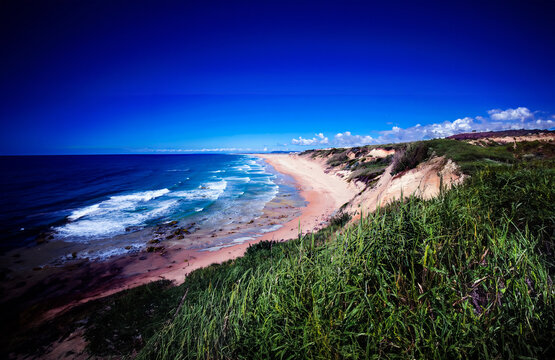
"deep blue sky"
1,0,554,154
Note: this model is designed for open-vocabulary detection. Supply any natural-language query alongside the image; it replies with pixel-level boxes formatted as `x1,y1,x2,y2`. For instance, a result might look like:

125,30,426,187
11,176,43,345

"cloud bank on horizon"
292,107,554,148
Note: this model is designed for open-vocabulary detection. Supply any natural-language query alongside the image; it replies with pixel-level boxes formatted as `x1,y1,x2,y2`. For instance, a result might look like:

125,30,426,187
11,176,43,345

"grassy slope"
132,164,554,359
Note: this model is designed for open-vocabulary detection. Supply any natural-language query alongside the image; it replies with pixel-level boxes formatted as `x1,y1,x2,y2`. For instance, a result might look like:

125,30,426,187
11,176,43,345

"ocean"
0,154,303,264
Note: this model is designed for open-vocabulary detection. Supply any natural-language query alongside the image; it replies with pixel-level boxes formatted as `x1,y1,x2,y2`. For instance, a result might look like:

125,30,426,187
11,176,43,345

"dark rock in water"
146,246,164,253
169,220,178,226
125,246,132,250
174,227,191,236
166,234,174,240
71,252,77,259
148,239,160,244
177,235,184,240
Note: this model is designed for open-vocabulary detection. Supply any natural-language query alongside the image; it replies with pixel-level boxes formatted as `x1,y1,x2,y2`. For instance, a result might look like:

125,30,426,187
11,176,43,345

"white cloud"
374,107,553,143
334,131,375,146
291,133,329,146
488,107,533,121
290,107,553,149
316,133,329,144
291,137,317,145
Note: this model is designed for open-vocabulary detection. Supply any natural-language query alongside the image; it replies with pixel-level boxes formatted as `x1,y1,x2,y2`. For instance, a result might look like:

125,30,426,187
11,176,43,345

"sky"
0,0,553,154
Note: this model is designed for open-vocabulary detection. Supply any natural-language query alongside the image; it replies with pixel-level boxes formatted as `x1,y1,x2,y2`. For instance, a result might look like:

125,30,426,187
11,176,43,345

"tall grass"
135,165,554,359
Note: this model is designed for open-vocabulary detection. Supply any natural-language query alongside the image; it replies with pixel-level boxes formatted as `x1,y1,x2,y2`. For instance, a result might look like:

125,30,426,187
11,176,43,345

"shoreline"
14,153,357,323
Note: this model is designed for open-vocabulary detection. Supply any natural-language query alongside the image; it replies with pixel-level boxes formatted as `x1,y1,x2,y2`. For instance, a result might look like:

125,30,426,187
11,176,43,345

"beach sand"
32,153,358,320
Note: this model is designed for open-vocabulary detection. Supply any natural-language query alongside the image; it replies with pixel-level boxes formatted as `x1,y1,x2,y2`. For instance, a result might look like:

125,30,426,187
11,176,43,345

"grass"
388,139,521,176
348,156,393,185
390,142,430,176
389,139,555,177
128,163,554,359
85,280,182,356
425,139,516,175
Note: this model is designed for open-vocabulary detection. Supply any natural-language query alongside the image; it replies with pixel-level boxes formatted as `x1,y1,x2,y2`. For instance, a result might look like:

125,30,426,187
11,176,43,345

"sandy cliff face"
302,130,552,220
345,156,466,218
303,150,466,219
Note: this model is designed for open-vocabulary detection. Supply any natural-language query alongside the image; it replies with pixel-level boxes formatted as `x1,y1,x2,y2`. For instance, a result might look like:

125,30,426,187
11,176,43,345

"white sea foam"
147,200,178,217
231,236,254,244
260,224,283,233
56,218,128,238
234,165,252,171
57,201,179,240
111,188,170,202
172,180,227,201
67,189,170,221
248,169,267,174
68,204,101,221
250,177,275,185
201,244,234,252
56,189,175,240
63,243,144,261
224,176,251,183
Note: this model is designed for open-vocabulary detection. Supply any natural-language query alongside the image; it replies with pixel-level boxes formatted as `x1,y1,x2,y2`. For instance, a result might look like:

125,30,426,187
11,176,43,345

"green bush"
391,142,430,175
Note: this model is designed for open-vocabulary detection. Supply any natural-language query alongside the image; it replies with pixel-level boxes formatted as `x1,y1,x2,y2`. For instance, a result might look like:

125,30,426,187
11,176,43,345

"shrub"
391,142,430,175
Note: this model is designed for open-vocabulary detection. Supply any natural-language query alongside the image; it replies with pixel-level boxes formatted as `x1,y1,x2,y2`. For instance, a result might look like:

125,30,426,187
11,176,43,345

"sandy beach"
29,153,358,320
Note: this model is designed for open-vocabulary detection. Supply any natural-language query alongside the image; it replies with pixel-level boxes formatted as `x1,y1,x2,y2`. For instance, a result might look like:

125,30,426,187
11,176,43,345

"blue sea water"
0,154,284,254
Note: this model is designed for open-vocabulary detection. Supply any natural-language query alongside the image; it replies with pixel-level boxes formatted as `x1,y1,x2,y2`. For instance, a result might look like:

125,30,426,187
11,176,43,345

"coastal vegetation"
3,133,554,359
124,162,551,359
305,133,554,178
80,162,553,358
